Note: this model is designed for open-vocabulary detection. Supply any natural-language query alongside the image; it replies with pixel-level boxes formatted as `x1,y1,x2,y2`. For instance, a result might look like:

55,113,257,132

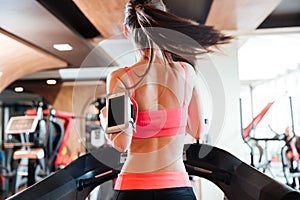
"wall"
52,81,106,157
199,39,245,199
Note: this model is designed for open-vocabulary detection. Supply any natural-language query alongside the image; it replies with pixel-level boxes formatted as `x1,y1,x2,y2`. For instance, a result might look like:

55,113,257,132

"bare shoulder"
106,67,128,93
108,67,126,79
181,62,196,77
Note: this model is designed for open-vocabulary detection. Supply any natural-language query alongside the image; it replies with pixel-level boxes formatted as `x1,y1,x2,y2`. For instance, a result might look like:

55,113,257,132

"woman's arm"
100,106,132,152
186,86,203,140
100,70,133,152
185,68,204,140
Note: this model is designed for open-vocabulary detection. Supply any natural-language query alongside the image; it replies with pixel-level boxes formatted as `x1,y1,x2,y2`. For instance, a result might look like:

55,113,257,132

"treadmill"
7,143,300,200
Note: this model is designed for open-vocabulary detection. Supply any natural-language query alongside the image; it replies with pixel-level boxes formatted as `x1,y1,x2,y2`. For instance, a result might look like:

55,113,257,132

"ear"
123,25,129,38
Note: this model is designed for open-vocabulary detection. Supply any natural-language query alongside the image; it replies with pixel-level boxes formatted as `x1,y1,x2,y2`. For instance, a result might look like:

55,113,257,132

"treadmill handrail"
7,143,300,200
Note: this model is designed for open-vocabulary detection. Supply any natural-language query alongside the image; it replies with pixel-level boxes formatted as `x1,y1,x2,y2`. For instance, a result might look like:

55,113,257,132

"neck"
135,49,151,60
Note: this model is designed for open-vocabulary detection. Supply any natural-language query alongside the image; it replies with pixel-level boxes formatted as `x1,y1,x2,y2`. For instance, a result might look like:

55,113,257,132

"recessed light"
14,87,24,92
53,44,73,51
46,79,57,85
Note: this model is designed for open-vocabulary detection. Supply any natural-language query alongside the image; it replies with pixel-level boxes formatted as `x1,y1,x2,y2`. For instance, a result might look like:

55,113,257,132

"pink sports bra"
124,62,188,139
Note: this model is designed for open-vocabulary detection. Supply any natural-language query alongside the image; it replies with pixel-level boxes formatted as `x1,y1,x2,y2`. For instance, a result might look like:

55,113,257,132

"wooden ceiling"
206,0,282,31
0,29,67,92
73,0,128,38
72,0,285,37
0,0,299,94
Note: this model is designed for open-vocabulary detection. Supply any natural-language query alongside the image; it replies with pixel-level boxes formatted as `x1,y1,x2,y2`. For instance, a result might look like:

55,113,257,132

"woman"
284,126,300,188
100,0,232,199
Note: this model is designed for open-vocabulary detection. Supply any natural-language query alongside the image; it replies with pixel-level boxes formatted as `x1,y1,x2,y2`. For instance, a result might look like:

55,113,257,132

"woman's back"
108,58,195,173
119,59,193,111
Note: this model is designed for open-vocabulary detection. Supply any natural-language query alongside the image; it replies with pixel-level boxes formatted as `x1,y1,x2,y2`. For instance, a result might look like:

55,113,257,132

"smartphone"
106,91,132,134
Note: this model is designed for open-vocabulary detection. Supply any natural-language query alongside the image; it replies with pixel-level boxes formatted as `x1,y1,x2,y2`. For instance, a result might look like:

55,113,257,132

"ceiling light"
46,79,57,85
14,87,24,93
53,44,73,51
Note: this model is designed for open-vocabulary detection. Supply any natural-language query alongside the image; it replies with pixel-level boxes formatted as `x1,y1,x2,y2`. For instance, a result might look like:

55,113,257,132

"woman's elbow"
112,134,131,152
186,122,202,140
113,142,130,152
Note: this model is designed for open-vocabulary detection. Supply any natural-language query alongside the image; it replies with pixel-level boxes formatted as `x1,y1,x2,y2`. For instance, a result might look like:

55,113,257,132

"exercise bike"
4,102,65,194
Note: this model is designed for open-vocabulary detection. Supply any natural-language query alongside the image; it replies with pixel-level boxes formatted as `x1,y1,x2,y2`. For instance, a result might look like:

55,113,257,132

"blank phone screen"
108,95,125,127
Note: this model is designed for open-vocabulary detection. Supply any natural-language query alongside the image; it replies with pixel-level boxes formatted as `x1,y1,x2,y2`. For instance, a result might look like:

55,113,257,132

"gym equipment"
4,115,43,194
185,143,298,200
6,143,300,200
240,96,300,188
25,108,75,169
0,152,10,199
4,103,66,194
279,97,300,188
281,135,300,188
240,98,275,170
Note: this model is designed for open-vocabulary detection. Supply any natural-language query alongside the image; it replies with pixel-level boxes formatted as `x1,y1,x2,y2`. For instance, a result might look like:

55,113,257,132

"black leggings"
113,187,197,200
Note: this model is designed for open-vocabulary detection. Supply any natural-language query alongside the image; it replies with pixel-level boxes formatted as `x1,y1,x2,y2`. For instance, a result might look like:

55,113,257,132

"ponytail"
125,0,233,67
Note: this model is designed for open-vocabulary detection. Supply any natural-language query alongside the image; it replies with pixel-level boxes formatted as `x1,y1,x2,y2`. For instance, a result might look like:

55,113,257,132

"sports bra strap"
124,67,136,101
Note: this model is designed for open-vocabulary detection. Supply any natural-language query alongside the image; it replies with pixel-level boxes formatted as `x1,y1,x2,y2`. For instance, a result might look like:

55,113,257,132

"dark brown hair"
124,0,233,68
